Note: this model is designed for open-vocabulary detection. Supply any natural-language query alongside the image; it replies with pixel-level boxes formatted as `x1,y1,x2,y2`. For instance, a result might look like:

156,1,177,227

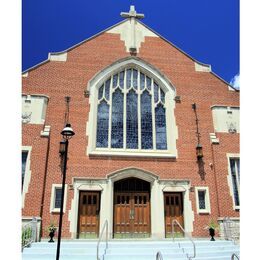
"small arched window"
96,68,167,151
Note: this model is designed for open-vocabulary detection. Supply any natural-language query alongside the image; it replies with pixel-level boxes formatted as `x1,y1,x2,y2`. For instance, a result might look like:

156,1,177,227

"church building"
22,6,240,240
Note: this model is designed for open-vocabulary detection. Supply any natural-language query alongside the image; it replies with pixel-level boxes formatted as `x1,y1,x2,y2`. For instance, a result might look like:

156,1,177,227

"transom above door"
113,178,151,238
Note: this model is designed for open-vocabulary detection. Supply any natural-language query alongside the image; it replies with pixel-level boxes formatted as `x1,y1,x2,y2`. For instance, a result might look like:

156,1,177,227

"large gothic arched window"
96,68,167,151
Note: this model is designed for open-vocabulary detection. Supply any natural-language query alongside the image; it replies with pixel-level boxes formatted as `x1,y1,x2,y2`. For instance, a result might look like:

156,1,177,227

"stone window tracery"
96,68,167,151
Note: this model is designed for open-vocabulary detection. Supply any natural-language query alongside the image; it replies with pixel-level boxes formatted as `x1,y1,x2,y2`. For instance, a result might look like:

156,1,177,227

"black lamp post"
192,103,206,180
56,123,75,260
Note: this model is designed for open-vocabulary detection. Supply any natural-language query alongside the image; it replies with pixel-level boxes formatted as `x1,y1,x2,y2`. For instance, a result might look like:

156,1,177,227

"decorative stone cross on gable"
120,6,145,53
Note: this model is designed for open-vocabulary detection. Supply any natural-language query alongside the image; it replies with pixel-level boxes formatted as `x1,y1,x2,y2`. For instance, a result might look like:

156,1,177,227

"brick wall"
22,31,239,238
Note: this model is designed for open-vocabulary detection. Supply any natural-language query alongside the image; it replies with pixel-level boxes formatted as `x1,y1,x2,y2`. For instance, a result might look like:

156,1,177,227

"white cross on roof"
120,5,144,19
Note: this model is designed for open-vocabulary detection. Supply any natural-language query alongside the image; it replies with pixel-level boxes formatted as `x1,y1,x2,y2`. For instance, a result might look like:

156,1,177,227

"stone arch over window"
86,57,178,158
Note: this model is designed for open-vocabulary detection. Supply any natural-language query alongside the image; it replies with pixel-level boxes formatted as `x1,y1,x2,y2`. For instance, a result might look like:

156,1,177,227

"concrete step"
104,255,187,260
22,239,240,260
22,256,97,260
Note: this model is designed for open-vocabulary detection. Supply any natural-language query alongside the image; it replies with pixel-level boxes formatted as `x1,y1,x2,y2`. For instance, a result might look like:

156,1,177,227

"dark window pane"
126,90,138,149
143,182,150,191
236,159,240,182
22,152,28,189
230,159,236,175
133,69,138,90
146,76,151,90
111,89,124,148
198,191,206,209
136,179,141,191
119,71,125,89
155,104,167,150
231,170,240,206
230,158,240,206
96,101,109,148
98,84,104,100
140,73,145,90
113,74,118,88
129,179,135,190
83,195,87,205
55,188,62,208
126,69,132,89
154,83,159,103
105,79,111,101
141,90,153,149
88,195,92,205
160,89,165,103
93,195,97,205
123,180,129,190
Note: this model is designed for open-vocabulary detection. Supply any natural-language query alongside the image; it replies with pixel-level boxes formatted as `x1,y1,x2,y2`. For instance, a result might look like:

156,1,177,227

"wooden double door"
77,191,100,238
164,192,184,237
113,192,150,238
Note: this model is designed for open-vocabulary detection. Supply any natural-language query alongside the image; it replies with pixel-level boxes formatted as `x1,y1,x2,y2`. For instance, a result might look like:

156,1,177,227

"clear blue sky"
22,0,239,84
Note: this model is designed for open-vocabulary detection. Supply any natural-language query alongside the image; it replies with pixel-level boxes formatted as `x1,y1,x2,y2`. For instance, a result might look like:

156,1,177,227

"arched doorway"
113,177,151,238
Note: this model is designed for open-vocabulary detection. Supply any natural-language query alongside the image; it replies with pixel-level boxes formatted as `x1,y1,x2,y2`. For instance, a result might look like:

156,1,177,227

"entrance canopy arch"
107,167,159,184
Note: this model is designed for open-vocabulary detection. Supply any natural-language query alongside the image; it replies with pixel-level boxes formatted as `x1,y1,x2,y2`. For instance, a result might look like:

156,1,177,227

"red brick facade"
22,22,239,239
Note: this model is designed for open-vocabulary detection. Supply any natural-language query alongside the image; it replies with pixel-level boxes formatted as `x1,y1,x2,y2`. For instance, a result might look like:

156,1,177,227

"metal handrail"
172,219,196,259
22,218,38,251
96,220,108,260
156,251,163,260
231,253,240,260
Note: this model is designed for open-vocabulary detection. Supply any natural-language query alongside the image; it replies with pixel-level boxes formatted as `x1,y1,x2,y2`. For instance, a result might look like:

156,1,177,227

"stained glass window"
105,79,110,100
98,84,104,100
113,74,118,88
95,68,169,152
96,101,109,148
119,71,124,89
133,69,138,90
127,90,138,149
154,83,159,103
155,104,167,150
140,73,145,90
126,69,132,89
111,89,124,148
160,89,165,103
146,76,151,90
141,90,153,149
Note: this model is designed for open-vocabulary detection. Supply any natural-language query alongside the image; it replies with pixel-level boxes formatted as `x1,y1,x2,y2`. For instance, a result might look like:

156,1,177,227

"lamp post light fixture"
196,143,203,160
56,123,75,260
